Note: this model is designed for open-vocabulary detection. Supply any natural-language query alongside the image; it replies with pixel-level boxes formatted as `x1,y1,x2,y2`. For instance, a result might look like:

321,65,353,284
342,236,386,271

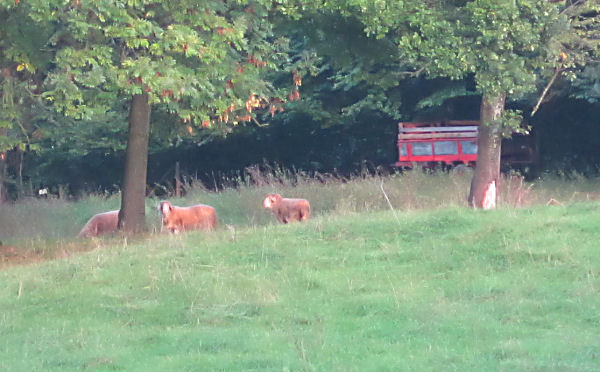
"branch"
560,0,586,15
252,116,268,127
531,68,561,117
398,65,426,77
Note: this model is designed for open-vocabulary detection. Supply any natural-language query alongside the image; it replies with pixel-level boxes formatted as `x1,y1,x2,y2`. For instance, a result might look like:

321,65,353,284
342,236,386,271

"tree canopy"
304,0,597,208
21,0,292,128
1,0,303,230
0,0,599,208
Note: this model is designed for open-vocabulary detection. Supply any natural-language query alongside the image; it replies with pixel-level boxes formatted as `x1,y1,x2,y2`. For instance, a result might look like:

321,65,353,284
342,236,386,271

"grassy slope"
1,203,599,371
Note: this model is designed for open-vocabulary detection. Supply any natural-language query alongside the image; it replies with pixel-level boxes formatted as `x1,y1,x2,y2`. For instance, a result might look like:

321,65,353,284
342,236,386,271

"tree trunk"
118,93,151,234
468,92,506,209
16,148,23,198
0,154,6,204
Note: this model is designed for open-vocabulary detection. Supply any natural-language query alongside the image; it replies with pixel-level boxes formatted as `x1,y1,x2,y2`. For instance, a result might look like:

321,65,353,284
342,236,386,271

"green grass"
1,201,600,371
3,170,600,243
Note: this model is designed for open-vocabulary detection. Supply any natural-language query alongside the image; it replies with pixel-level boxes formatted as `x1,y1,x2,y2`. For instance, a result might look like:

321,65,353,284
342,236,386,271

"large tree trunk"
118,93,151,234
468,92,506,209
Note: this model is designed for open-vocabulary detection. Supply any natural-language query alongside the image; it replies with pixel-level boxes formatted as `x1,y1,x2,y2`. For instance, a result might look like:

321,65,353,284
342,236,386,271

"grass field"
2,170,600,242
1,172,600,370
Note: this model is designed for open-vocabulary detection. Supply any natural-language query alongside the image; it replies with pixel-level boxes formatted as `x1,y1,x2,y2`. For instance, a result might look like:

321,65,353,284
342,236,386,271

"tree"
307,0,597,208
274,11,405,125
9,0,292,233
556,1,600,104
0,5,55,201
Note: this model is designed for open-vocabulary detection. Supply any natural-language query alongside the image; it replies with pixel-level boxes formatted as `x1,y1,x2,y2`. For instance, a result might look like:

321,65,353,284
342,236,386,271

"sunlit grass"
0,167,598,271
1,203,599,370
2,169,600,245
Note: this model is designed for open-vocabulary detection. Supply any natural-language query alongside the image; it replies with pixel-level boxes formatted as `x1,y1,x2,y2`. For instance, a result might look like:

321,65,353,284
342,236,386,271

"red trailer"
395,120,536,169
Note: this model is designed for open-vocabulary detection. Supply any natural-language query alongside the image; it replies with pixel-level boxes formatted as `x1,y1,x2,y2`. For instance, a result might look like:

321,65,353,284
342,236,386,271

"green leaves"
9,0,292,135
501,109,528,137
331,0,570,101
416,85,478,110
462,0,566,96
571,64,600,103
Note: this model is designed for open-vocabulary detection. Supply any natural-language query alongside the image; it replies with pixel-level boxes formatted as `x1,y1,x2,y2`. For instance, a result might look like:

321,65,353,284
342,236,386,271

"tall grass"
1,168,599,244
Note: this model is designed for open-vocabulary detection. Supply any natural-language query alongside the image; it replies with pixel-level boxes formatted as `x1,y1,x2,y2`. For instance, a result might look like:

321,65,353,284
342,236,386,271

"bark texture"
468,93,506,209
118,93,151,234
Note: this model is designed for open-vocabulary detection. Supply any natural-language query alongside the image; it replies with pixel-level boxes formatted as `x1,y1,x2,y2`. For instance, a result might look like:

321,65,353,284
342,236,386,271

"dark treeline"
13,95,600,198
23,110,397,196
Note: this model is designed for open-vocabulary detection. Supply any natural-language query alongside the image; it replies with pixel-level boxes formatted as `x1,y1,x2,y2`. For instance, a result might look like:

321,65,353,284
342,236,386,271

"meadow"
0,170,599,371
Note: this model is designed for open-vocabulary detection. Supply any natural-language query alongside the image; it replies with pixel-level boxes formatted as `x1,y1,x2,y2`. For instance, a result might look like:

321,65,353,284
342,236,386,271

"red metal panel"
396,132,478,167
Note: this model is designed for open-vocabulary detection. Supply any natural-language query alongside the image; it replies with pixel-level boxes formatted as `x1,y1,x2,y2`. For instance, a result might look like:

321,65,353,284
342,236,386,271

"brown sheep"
78,210,119,238
263,193,310,224
159,201,217,233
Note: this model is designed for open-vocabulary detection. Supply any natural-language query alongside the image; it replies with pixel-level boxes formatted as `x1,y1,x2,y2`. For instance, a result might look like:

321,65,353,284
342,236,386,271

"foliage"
558,0,600,75
1,0,600,198
306,1,598,208
415,83,479,110
316,3,574,120
571,64,600,102
8,0,293,134
0,6,53,75
0,6,54,152
533,97,600,173
269,12,406,127
269,12,482,128
336,1,571,129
